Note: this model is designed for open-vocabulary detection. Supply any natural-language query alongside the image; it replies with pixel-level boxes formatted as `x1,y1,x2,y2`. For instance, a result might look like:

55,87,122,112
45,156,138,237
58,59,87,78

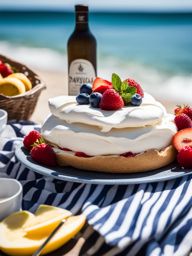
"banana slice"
0,77,26,96
9,73,32,91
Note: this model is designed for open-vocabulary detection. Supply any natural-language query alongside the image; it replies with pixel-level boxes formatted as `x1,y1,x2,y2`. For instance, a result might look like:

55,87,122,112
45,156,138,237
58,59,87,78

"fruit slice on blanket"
0,205,86,256
0,77,25,96
25,205,72,235
9,73,32,91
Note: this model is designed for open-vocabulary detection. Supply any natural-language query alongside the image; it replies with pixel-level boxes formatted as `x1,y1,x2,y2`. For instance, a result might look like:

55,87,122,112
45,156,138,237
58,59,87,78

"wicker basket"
0,54,46,121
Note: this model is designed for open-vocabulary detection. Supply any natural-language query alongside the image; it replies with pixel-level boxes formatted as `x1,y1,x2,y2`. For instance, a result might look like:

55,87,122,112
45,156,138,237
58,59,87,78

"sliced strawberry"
172,128,192,151
92,77,112,94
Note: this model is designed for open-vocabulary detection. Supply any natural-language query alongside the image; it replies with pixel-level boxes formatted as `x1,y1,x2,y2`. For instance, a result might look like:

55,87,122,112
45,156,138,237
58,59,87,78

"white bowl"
0,109,7,134
0,178,23,221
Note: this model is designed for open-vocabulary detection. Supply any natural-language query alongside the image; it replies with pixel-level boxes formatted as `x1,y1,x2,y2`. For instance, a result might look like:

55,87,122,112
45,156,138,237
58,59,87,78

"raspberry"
23,130,41,151
100,89,124,110
126,78,144,97
174,105,192,120
177,146,192,168
174,114,192,131
30,143,57,166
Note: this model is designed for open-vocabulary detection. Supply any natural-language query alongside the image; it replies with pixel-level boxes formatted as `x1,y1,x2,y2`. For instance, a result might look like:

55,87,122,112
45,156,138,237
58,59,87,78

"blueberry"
131,93,142,106
80,83,92,95
76,93,90,105
89,92,102,108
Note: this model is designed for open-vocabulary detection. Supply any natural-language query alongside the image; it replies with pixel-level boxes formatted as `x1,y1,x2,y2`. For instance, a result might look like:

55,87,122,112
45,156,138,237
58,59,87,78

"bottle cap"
75,5,88,12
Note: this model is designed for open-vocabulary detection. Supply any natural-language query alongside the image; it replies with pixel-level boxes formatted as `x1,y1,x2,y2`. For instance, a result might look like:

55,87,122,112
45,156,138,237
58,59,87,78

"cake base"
54,146,176,173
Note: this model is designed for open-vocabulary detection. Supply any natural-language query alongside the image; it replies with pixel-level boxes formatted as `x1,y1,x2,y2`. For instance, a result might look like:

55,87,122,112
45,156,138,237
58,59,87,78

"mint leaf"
121,81,128,92
122,93,132,105
112,73,121,92
126,86,136,94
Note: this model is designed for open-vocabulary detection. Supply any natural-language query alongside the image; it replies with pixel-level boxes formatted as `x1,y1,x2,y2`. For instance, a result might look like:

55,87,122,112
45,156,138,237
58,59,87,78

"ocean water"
0,11,192,102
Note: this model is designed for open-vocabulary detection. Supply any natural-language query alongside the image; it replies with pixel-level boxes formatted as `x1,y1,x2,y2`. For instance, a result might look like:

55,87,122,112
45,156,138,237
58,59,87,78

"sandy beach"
31,69,177,125
31,69,68,124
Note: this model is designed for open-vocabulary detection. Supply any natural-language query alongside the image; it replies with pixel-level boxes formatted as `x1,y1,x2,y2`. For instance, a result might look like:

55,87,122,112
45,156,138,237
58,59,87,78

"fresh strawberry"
172,128,192,151
125,78,144,97
23,130,42,151
92,77,112,94
100,89,124,110
75,152,91,157
177,146,192,168
174,105,192,120
30,143,57,166
0,63,13,77
174,114,192,131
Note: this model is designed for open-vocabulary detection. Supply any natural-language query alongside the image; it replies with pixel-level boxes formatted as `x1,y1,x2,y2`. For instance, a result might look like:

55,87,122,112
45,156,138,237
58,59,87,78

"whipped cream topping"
48,93,166,132
42,114,177,156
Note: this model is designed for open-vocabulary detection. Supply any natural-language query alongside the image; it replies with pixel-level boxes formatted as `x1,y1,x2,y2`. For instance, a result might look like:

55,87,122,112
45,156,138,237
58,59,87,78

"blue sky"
1,0,192,11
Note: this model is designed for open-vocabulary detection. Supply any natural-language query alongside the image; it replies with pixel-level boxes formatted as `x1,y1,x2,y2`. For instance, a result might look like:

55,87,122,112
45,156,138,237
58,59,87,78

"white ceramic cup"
0,109,7,134
0,178,23,221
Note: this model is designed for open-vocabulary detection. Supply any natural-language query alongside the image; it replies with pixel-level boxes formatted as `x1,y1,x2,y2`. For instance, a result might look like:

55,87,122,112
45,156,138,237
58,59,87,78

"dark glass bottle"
67,5,97,95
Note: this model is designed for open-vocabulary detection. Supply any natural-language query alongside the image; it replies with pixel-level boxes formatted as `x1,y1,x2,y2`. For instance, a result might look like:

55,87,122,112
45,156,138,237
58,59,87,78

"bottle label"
68,59,96,95
76,12,88,23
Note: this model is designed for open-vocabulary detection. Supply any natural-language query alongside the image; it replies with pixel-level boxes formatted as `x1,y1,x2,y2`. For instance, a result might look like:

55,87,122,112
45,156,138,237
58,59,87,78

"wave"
0,41,66,72
0,41,192,104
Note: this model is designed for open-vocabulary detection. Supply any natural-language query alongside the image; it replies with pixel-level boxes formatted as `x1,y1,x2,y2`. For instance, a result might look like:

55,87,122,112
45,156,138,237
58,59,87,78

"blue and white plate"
15,143,192,185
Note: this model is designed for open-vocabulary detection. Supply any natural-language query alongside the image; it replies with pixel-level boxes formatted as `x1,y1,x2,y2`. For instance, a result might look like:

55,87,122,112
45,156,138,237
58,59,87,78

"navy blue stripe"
137,181,168,237
30,189,42,204
166,177,190,226
44,193,57,205
151,179,181,236
36,179,46,190
3,140,15,151
22,199,35,211
159,192,192,245
6,160,15,175
17,167,30,180
9,123,24,137
88,186,110,206
0,153,11,164
109,185,128,204
22,181,35,195
175,219,192,251
52,180,69,193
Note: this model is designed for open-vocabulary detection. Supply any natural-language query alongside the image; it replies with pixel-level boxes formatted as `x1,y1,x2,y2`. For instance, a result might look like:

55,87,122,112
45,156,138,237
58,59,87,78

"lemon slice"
9,73,32,91
0,206,86,256
0,77,26,96
25,205,72,236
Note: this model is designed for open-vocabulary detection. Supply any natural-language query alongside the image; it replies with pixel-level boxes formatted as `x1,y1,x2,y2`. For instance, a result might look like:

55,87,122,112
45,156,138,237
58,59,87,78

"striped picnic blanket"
0,121,191,256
